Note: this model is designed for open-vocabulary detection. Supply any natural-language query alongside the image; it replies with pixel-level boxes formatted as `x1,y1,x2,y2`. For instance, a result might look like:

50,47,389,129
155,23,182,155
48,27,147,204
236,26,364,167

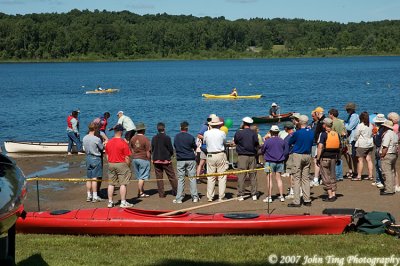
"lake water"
1,56,399,147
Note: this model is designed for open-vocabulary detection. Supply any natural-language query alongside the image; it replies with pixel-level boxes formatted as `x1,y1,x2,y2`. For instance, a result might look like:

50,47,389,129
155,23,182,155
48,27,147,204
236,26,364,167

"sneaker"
193,198,199,203
92,197,104,203
263,197,272,203
395,186,400,192
86,196,92,202
252,195,258,201
376,183,384,189
107,201,114,208
279,196,285,202
313,180,320,187
172,199,183,204
67,152,72,156
371,182,378,186
208,198,213,202
237,196,245,201
218,198,226,202
78,152,85,155
120,201,134,208
285,194,294,199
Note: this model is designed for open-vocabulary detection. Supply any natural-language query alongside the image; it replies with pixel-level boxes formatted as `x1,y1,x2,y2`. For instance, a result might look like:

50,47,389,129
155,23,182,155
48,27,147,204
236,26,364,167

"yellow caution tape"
26,167,266,183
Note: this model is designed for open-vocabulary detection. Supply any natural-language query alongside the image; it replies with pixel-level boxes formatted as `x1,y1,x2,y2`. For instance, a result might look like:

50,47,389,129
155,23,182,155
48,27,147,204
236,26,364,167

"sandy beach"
11,153,400,221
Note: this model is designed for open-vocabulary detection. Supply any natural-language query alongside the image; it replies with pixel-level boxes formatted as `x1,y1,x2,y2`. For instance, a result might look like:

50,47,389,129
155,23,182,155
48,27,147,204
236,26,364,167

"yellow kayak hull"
85,88,120,94
202,94,262,99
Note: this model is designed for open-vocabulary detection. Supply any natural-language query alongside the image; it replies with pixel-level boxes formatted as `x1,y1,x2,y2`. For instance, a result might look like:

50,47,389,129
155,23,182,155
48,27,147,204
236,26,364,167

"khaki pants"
382,153,398,193
291,153,311,205
320,158,337,192
237,155,257,196
206,152,228,200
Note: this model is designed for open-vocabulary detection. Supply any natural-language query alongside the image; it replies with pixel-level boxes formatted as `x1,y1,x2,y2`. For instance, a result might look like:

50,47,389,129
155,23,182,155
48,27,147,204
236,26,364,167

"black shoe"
303,201,312,206
380,191,395,196
287,203,301,208
322,196,337,202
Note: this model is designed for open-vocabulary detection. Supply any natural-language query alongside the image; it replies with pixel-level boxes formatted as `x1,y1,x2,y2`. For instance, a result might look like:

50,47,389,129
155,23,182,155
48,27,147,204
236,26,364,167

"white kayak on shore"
4,141,79,153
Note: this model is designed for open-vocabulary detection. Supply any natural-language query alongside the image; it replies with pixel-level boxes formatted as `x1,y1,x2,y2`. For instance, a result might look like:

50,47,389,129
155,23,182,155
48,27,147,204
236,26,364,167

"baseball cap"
313,107,324,113
283,121,294,129
117,111,124,116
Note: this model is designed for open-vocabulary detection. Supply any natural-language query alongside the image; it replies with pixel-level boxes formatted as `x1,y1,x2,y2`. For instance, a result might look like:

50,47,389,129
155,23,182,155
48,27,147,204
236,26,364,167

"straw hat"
208,116,223,126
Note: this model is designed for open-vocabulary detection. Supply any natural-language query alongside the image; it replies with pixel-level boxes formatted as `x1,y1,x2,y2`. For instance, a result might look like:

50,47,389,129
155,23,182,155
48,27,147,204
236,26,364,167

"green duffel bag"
356,211,396,234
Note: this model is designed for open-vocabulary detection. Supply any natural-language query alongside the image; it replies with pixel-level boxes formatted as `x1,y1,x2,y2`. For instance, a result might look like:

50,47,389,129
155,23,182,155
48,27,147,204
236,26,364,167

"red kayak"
17,208,352,235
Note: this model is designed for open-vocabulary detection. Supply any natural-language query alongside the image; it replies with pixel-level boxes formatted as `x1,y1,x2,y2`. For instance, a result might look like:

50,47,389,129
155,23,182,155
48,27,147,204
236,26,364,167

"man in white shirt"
116,111,136,141
203,116,228,202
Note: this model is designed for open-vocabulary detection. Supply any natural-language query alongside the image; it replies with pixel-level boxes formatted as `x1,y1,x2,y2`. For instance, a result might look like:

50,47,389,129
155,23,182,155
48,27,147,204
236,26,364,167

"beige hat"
242,117,253,124
299,115,309,123
208,116,224,126
373,114,386,124
270,125,280,132
382,120,394,129
345,102,356,110
323,118,333,127
291,113,301,120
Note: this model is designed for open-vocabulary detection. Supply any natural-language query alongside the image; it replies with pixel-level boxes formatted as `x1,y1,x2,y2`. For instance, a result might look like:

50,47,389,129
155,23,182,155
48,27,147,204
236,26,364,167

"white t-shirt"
118,115,136,131
204,128,226,153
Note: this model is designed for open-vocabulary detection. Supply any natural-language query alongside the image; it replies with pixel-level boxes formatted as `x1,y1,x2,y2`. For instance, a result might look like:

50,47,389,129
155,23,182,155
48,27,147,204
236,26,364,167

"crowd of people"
66,103,399,208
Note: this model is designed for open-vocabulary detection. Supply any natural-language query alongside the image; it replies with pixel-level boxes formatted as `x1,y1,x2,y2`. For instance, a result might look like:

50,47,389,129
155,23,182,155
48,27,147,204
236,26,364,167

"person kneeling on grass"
82,122,104,203
261,125,289,203
105,124,134,208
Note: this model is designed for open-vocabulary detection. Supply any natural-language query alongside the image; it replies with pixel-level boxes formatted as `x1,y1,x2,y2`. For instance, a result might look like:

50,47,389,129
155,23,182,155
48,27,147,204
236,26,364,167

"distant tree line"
0,9,400,61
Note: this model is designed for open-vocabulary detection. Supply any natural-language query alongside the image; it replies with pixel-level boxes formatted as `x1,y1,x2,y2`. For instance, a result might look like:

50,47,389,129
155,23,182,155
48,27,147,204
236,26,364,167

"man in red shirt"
105,124,133,208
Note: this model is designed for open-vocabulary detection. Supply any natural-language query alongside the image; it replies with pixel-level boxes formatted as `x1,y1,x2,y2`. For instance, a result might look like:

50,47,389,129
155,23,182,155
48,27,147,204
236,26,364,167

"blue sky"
0,0,399,23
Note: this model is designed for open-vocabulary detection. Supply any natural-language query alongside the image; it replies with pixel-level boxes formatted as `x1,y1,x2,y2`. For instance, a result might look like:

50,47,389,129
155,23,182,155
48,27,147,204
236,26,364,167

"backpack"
356,211,396,234
325,131,340,150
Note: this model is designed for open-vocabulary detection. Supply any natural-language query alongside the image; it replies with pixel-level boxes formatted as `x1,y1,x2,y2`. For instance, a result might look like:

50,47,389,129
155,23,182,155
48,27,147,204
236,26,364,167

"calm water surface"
1,56,399,147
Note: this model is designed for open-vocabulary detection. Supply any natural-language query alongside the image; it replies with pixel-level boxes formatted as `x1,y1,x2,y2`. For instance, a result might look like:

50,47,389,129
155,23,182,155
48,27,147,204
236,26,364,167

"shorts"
200,150,207,160
125,130,136,142
264,162,284,173
311,145,317,158
108,162,132,186
86,155,102,178
132,159,150,180
356,147,373,157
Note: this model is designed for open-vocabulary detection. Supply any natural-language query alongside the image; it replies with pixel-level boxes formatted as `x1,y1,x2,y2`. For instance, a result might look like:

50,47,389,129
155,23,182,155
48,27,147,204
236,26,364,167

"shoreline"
1,54,399,64
11,153,400,221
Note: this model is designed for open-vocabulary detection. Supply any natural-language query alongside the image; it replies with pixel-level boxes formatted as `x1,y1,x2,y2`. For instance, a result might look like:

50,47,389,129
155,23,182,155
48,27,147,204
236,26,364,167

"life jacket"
325,130,340,150
92,116,107,131
67,115,74,129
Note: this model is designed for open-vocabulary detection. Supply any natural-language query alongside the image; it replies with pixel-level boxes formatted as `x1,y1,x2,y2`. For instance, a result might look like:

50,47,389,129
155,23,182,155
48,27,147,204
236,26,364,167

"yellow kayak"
202,94,262,99
85,88,120,94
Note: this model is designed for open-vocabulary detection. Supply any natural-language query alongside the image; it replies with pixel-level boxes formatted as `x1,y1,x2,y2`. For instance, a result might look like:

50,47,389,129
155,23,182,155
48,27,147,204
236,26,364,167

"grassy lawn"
16,233,399,265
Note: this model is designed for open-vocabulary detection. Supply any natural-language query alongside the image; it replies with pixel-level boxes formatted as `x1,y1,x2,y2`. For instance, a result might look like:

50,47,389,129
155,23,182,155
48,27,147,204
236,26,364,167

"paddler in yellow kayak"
230,88,238,97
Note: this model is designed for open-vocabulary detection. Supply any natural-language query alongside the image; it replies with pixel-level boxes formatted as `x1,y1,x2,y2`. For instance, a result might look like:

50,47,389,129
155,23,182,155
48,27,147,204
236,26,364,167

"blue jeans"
67,131,82,152
176,160,198,201
336,159,343,180
375,150,384,184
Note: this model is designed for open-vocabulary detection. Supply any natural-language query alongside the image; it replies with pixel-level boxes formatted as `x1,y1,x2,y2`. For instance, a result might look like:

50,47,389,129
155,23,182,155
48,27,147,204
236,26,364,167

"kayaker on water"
269,103,280,117
230,88,238,97
97,85,103,91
